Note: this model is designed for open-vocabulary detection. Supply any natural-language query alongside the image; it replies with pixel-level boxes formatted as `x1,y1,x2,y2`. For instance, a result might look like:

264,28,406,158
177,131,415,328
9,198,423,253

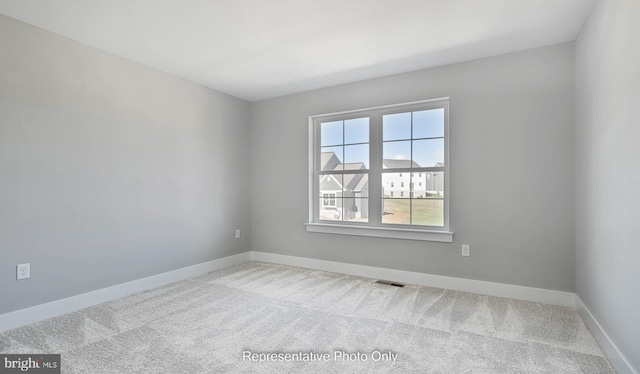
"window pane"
413,138,444,168
382,199,410,225
412,199,444,226
423,171,444,197
321,120,343,146
344,117,369,144
382,172,409,198
383,141,412,168
343,198,368,222
321,146,343,171
413,109,444,139
383,112,411,141
344,144,369,169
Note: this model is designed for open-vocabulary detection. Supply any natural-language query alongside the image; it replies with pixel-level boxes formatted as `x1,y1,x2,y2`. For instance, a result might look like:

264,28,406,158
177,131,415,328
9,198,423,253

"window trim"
305,222,453,242
307,98,453,242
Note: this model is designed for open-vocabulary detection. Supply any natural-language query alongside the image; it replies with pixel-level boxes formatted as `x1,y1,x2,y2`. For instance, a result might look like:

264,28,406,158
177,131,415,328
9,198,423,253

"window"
307,98,452,242
322,192,337,207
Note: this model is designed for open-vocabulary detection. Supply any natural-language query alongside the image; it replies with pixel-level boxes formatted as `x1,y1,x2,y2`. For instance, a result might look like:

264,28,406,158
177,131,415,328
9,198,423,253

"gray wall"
575,0,640,370
0,15,251,315
251,43,576,292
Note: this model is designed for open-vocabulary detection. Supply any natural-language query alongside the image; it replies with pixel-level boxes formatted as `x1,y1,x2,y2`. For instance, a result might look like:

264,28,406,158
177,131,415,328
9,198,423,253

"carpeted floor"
0,261,614,373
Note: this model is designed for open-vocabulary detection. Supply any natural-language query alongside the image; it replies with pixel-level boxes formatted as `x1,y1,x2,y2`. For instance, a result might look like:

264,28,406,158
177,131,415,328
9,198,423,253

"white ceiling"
0,0,595,101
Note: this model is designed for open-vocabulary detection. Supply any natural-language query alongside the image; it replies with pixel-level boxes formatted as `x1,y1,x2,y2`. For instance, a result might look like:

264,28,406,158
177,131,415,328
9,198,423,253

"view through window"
310,98,450,236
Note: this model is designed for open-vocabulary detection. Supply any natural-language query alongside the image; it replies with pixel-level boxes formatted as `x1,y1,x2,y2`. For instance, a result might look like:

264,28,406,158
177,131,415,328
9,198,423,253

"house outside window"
308,98,452,242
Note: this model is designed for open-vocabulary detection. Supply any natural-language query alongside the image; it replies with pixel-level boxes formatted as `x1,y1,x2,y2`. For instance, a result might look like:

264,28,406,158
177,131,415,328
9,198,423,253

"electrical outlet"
235,229,240,239
17,263,30,280
461,245,470,257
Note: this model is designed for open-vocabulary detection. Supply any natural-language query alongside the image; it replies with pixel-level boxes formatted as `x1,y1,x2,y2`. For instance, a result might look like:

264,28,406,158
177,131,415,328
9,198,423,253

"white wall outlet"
17,263,30,280
461,245,470,257
235,229,241,239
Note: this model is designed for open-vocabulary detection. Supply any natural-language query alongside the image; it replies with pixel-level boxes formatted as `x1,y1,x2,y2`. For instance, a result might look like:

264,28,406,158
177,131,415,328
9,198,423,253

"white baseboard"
0,252,251,333
249,251,575,307
575,296,637,374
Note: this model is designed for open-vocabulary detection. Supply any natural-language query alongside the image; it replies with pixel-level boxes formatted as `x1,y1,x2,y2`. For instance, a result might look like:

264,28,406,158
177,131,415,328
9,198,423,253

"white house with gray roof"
382,160,444,199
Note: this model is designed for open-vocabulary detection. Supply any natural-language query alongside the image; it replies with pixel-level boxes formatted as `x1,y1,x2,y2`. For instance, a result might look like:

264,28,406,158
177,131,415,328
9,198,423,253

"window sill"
305,223,453,242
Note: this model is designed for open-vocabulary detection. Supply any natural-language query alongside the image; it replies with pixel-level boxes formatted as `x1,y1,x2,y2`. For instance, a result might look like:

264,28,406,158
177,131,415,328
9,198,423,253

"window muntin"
311,99,449,234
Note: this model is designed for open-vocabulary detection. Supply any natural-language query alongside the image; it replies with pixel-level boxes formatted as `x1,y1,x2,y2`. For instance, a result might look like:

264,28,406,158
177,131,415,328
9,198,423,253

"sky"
321,109,445,169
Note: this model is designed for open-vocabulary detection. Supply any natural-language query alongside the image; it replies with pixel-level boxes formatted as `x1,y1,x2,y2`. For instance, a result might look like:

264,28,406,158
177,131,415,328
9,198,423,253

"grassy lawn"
382,198,443,226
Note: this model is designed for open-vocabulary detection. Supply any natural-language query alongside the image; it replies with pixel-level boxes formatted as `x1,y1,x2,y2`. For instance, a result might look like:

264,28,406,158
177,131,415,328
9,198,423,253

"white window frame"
306,98,453,242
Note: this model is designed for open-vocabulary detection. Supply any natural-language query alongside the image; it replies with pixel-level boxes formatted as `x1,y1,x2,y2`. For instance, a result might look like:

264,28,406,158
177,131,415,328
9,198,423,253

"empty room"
0,0,638,373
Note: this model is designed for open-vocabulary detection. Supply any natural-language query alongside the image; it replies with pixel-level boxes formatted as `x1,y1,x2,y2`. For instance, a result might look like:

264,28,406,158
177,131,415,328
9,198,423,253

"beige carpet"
0,261,614,373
